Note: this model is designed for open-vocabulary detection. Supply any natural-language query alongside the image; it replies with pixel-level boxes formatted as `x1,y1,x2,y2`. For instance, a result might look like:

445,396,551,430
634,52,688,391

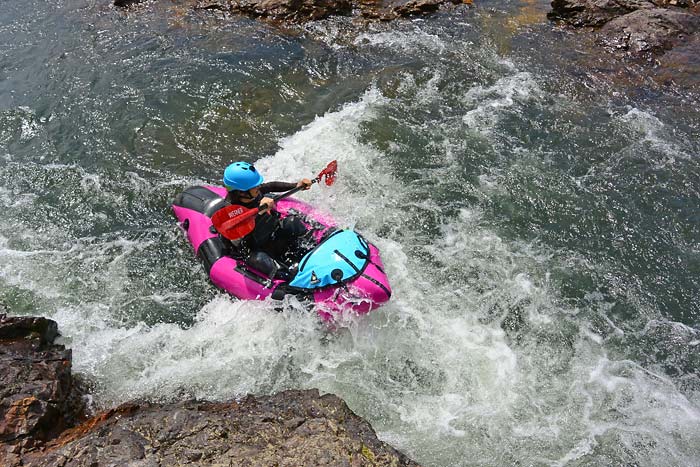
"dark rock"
357,0,462,20
598,7,700,54
655,33,700,87
548,0,656,27
195,0,352,22
392,0,451,16
548,0,699,26
549,0,700,62
0,313,58,345
0,314,87,464
193,0,465,22
23,390,420,467
654,0,687,5
114,0,146,7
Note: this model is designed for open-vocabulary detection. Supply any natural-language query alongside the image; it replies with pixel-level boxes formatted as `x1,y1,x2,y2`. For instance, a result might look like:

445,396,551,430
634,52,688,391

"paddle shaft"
270,179,318,202
213,160,337,239
223,179,318,227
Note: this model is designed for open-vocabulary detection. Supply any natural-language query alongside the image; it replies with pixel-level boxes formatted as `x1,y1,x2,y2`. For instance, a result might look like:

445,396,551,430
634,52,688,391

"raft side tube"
173,205,218,253
174,186,229,217
210,257,282,300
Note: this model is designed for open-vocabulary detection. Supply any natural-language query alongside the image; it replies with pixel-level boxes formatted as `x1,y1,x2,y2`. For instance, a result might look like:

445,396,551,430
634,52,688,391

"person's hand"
297,178,312,190
259,197,275,214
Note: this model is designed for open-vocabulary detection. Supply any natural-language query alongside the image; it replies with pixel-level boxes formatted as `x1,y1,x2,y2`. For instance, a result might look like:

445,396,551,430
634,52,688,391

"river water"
2,0,699,465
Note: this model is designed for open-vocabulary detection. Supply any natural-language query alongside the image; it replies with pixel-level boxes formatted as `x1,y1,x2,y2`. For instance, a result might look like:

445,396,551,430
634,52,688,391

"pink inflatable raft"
172,186,391,320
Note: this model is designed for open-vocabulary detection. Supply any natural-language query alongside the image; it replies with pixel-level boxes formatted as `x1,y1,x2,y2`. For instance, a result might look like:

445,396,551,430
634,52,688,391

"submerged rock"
0,313,420,467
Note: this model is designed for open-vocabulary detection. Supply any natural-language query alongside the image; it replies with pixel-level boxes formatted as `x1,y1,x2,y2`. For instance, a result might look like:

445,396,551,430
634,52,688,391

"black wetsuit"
226,182,309,277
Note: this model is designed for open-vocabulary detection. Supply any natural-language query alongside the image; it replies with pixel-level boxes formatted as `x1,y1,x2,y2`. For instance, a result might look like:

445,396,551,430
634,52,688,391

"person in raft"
223,161,312,280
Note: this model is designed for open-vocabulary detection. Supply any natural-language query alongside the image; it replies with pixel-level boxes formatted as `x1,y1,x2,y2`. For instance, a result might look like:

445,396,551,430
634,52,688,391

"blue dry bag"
289,230,370,290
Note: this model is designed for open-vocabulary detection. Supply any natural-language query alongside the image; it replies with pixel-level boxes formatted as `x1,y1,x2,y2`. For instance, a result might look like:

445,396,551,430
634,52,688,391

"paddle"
211,160,338,241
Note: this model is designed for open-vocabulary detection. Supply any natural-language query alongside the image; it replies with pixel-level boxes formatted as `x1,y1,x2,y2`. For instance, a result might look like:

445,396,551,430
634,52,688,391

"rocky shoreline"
0,312,420,467
549,0,700,58
115,0,472,23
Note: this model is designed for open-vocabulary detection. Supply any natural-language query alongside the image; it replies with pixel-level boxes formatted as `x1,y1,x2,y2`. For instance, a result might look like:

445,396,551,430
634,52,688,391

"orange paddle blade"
318,160,337,186
211,204,257,240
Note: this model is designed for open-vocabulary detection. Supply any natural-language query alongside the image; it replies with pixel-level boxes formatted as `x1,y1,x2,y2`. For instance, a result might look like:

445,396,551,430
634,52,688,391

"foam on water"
54,296,324,401
617,107,692,165
462,71,543,133
353,27,447,55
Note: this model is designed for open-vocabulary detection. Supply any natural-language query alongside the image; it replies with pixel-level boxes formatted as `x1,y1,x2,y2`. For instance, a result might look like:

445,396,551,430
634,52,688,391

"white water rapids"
1,1,699,466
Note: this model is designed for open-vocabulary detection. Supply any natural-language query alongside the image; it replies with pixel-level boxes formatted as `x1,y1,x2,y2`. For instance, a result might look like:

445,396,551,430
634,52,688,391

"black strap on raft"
360,272,391,300
334,249,360,277
331,247,391,300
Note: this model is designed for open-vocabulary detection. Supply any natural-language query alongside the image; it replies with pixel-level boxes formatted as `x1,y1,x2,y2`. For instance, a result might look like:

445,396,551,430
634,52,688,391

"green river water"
1,0,699,465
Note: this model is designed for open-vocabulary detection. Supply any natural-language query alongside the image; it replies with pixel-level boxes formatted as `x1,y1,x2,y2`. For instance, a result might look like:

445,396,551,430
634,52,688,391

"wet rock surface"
598,7,700,54
654,33,700,86
0,312,86,466
549,0,656,27
549,0,700,57
117,0,469,22
356,0,463,21
24,391,419,467
0,313,420,467
194,0,353,22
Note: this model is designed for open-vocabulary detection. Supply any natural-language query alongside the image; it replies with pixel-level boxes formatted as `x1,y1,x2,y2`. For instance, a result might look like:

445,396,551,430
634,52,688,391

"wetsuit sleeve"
259,181,297,194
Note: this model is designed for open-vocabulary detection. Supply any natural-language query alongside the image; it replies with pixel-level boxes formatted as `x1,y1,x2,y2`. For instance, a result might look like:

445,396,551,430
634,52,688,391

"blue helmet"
223,161,264,191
